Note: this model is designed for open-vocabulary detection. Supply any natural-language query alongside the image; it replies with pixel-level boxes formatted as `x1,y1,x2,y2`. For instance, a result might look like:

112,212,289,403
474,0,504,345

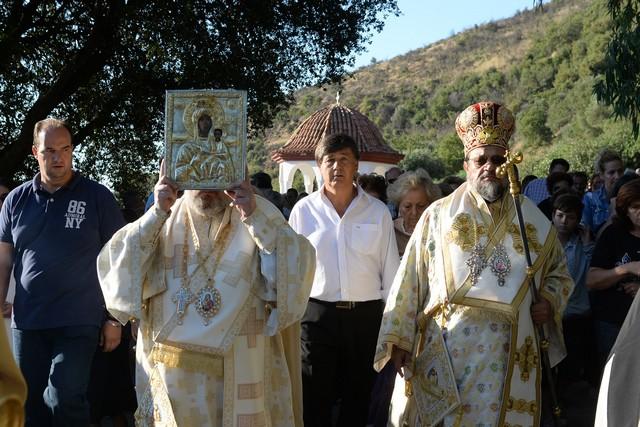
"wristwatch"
106,320,122,328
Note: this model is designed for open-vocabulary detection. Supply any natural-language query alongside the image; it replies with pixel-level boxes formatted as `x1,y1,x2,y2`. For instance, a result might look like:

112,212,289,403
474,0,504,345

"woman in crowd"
386,169,442,256
587,179,640,372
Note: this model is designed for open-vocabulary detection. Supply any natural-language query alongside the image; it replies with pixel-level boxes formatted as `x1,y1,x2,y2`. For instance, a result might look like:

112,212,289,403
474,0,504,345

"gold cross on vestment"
239,308,265,348
514,336,538,382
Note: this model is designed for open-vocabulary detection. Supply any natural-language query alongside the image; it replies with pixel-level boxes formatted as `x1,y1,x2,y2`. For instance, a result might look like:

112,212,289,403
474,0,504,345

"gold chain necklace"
465,206,511,287
171,206,233,325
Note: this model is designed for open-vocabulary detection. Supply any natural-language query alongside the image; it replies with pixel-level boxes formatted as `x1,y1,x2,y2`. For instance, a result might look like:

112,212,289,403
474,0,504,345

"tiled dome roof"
271,104,403,164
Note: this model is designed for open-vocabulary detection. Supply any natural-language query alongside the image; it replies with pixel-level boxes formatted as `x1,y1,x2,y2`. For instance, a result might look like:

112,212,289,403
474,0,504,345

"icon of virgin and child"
173,100,238,186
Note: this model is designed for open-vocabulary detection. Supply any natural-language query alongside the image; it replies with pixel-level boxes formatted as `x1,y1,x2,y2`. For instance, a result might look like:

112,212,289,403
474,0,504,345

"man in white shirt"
289,133,400,426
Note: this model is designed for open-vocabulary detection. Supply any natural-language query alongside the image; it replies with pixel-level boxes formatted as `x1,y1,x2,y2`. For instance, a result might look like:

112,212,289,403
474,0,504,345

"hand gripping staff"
496,151,563,426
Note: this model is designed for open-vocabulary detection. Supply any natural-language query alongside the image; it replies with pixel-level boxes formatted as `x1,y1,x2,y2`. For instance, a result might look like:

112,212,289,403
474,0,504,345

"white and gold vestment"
97,196,315,427
375,183,573,427
0,315,25,427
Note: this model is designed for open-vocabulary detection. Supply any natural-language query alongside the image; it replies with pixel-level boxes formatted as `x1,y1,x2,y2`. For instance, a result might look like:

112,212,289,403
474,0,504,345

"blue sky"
352,0,549,69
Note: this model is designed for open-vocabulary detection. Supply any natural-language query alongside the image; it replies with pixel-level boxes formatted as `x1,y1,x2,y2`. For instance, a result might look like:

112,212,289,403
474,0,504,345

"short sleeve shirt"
582,187,610,235
589,222,640,325
562,234,593,317
0,173,125,329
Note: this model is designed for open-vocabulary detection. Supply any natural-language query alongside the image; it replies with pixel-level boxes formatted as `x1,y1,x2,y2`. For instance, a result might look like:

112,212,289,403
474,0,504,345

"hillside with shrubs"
249,0,638,187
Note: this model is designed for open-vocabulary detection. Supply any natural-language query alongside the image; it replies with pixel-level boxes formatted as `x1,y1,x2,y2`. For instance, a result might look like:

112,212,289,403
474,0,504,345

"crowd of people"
2,103,640,427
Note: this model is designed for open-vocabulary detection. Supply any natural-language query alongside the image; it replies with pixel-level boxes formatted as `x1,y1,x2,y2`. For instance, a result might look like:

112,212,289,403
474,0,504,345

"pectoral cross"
172,286,195,325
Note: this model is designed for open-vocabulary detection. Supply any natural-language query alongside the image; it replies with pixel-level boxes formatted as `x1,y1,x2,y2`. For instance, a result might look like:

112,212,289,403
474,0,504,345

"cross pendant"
172,286,195,325
466,243,487,286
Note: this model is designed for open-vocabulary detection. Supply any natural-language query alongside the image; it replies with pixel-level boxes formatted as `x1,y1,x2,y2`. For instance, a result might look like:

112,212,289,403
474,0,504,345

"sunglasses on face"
467,155,507,167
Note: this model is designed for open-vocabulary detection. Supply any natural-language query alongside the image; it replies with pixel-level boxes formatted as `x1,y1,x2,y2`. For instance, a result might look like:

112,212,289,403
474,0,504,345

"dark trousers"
593,319,621,374
301,298,383,427
13,326,100,427
558,314,598,385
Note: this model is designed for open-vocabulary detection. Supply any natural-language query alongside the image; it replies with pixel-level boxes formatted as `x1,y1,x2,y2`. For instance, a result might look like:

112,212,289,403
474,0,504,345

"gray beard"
473,179,505,203
185,192,227,219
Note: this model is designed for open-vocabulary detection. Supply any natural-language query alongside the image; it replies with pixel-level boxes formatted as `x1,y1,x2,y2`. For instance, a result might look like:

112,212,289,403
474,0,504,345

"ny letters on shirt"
64,200,86,229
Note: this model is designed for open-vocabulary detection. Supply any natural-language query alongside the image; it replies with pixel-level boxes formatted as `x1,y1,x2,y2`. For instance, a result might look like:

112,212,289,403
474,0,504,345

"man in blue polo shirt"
0,118,125,427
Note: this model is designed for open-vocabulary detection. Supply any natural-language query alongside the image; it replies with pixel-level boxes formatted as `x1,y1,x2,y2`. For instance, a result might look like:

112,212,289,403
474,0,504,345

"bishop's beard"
469,173,506,203
185,190,228,218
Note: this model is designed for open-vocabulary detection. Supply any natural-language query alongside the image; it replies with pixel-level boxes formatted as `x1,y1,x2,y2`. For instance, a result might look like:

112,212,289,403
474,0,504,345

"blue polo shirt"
0,172,125,329
582,186,610,234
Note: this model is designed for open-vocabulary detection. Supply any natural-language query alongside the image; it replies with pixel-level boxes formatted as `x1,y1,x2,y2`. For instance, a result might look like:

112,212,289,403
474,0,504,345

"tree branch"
0,1,127,177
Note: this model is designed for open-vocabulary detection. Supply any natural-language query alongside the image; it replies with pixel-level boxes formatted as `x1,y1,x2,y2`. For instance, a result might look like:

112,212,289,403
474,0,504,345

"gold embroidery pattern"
446,213,487,251
134,367,177,427
238,307,265,348
514,336,538,382
237,382,264,400
237,412,266,427
151,344,223,375
506,397,537,416
508,223,542,254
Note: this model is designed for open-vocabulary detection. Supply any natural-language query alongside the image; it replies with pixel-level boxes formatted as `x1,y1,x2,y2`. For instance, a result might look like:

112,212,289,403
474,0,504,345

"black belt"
309,298,381,310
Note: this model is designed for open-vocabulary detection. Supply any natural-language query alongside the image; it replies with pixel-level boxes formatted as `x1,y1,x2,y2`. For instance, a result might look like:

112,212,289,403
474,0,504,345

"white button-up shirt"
289,186,400,302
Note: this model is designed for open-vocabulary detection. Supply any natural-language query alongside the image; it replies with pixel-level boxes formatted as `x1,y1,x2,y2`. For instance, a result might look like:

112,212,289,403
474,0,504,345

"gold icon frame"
165,89,247,189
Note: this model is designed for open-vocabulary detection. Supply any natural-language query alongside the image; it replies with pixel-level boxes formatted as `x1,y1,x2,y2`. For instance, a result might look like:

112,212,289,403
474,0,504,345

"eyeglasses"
466,155,507,167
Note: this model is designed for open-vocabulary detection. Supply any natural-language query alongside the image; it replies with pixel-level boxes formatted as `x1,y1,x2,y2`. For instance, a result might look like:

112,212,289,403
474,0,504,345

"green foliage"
0,0,400,190
387,133,434,155
268,0,639,187
593,0,640,137
434,133,465,176
291,170,306,193
518,101,553,147
399,149,446,179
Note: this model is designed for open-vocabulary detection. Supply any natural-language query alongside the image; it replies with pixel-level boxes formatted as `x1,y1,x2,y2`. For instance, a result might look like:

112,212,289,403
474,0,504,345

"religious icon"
165,89,247,189
202,293,214,311
195,286,222,325
412,318,461,425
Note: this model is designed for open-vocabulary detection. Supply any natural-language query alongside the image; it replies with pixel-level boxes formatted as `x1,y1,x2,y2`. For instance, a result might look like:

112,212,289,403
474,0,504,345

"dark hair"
552,191,584,218
385,167,403,181
611,173,640,198
357,173,388,203
441,175,465,186
314,133,359,163
614,179,640,230
522,175,537,192
570,171,588,182
286,188,298,198
438,182,453,197
546,172,573,194
549,158,570,173
596,149,622,174
33,117,73,149
250,172,272,190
